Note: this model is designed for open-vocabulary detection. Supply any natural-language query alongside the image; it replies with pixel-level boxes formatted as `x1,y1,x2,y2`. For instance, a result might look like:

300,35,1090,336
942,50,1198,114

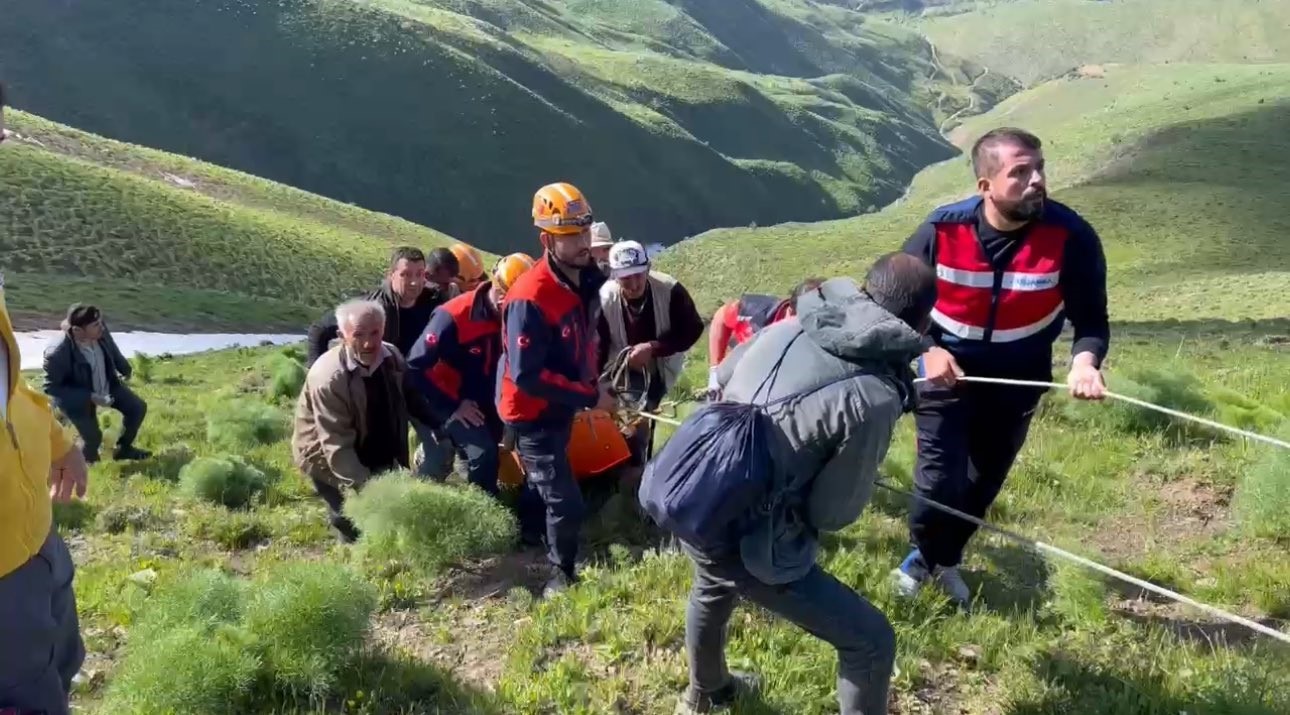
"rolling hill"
917,0,1290,87
658,62,1290,327
0,0,1014,253
0,110,465,332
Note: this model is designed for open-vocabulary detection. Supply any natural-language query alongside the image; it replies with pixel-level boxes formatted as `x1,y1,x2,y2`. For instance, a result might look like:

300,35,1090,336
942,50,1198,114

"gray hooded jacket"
715,277,923,584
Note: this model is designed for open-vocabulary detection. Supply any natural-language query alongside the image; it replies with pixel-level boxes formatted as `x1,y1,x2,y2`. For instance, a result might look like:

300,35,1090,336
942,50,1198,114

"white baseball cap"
590,221,614,248
609,240,650,279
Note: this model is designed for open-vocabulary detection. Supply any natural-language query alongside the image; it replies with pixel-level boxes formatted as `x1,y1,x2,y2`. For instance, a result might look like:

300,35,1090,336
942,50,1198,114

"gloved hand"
706,366,722,402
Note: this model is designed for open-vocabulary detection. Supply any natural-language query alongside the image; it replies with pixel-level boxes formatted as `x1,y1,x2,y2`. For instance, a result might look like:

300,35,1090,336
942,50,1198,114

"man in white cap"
597,240,704,461
590,221,615,277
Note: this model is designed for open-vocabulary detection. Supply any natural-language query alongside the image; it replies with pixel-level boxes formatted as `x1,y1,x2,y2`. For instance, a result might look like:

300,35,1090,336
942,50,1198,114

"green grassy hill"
0,111,463,331
918,0,1290,87
0,0,1014,254
658,63,1290,326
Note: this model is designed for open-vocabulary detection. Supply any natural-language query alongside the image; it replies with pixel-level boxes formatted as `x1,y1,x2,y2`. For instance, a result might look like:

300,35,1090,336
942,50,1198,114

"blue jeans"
0,530,85,715
411,418,455,480
514,423,583,577
683,544,895,715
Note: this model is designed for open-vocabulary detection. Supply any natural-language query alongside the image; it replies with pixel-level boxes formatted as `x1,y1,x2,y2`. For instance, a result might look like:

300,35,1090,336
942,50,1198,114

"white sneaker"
891,550,931,599
931,566,972,607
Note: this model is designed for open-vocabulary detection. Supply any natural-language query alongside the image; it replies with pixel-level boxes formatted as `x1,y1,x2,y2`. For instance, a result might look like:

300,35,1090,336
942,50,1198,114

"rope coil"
629,376,1290,646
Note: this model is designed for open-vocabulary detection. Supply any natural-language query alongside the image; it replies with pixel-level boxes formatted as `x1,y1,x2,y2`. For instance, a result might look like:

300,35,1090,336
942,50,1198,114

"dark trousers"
684,545,895,715
910,381,1042,568
514,423,583,578
445,414,503,497
0,530,85,715
62,385,147,461
312,477,361,543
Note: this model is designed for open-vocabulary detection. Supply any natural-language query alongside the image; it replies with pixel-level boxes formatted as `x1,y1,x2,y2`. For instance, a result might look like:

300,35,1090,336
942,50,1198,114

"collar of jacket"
544,253,607,301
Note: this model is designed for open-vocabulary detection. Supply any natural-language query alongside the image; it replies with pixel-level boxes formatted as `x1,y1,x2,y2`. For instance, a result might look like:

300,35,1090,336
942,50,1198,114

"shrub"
179,455,271,508
344,471,518,577
1233,425,1290,541
133,353,156,384
206,399,287,449
243,562,377,700
129,569,246,643
267,352,307,401
101,625,259,715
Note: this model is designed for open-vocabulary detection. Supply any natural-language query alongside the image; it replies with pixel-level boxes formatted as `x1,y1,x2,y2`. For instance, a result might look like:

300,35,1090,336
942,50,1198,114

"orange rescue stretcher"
497,409,647,488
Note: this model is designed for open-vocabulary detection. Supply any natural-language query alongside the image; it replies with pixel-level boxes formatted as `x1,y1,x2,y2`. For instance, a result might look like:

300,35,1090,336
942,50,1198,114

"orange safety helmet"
532,182,594,235
449,242,486,289
493,252,536,292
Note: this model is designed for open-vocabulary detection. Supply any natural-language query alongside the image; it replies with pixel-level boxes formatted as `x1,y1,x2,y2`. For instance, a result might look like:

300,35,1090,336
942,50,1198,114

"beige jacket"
291,343,417,488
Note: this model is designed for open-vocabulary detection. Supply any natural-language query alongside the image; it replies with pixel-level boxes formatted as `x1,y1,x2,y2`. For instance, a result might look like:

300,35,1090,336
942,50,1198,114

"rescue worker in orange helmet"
449,242,488,293
705,279,823,398
498,182,616,597
407,253,536,498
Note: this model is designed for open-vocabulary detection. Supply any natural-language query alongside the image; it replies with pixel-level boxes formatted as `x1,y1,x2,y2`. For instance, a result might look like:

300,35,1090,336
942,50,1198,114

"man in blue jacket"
681,255,936,715
893,127,1110,606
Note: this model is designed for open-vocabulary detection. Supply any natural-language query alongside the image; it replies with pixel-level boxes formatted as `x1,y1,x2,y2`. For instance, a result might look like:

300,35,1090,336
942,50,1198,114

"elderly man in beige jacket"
292,299,435,542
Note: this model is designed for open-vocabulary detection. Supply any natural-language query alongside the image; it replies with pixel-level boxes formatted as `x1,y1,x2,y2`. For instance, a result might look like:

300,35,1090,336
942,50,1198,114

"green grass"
0,111,462,331
0,0,1010,254
32,321,1288,714
917,0,1290,87
657,63,1290,324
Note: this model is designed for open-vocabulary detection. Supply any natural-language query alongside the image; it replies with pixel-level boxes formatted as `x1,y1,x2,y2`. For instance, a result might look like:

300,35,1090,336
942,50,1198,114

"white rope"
627,407,1290,646
920,375,1290,451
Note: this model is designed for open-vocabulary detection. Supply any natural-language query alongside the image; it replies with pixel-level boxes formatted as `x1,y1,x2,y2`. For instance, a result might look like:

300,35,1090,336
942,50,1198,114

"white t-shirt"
0,337,9,420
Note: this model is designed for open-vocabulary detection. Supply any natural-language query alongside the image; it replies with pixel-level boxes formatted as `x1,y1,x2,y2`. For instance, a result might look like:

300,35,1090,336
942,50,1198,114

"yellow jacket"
0,288,77,577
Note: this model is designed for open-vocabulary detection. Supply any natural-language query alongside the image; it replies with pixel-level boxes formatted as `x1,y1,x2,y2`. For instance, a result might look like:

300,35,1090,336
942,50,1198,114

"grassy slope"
0,111,463,331
657,63,1290,326
50,325,1290,714
0,0,1012,253
918,0,1290,86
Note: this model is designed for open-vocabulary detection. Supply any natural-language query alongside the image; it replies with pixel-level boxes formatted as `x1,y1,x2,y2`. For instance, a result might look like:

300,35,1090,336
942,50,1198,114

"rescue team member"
406,253,537,497
705,279,823,398
293,300,436,542
449,242,488,293
0,81,90,715
893,127,1110,606
499,182,616,597
682,257,937,715
589,221,615,276
596,240,703,463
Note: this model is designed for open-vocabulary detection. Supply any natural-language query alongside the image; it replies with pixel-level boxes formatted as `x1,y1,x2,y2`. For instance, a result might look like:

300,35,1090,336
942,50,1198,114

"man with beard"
892,127,1110,607
499,182,617,597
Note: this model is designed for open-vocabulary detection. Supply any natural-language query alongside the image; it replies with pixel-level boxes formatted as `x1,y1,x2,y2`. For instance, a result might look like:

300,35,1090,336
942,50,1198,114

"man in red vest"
705,280,822,398
893,127,1110,607
499,182,617,597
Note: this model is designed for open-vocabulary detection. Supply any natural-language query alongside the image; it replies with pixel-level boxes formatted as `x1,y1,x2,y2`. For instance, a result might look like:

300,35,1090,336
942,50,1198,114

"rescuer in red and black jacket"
891,127,1111,608
499,182,616,598
405,253,537,497
704,279,823,398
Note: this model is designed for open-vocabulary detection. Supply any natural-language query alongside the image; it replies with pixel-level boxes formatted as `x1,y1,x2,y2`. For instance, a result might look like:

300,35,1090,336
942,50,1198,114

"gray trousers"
0,530,85,715
684,547,895,715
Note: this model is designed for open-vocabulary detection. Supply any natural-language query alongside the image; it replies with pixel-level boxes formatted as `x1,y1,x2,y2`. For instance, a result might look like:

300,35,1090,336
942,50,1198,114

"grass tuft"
100,624,260,715
344,471,518,578
179,455,272,509
243,562,378,702
206,399,288,448
1233,425,1290,542
267,352,307,402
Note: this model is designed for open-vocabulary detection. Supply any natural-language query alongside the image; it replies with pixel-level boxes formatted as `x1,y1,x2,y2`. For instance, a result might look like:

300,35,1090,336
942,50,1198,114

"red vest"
726,294,789,346
932,222,1067,343
426,284,500,404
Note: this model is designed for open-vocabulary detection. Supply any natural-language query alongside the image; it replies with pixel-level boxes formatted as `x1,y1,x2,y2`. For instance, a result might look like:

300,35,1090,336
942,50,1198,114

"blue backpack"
639,332,843,550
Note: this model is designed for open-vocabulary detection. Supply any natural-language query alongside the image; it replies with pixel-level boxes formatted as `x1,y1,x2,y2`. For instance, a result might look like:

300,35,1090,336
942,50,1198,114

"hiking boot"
542,568,577,599
113,446,152,461
675,671,761,714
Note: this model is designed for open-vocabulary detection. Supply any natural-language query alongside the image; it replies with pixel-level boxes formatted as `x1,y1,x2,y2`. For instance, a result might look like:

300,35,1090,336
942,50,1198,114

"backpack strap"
749,330,806,405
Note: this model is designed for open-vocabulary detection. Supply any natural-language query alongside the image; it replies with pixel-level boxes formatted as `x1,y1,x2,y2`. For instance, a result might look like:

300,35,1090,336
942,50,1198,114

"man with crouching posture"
677,254,936,715
292,299,435,542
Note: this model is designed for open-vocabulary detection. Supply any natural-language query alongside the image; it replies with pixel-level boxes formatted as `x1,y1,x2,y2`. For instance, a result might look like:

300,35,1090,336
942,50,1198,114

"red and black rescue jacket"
406,282,501,425
498,255,606,427
905,195,1109,376
721,293,790,348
